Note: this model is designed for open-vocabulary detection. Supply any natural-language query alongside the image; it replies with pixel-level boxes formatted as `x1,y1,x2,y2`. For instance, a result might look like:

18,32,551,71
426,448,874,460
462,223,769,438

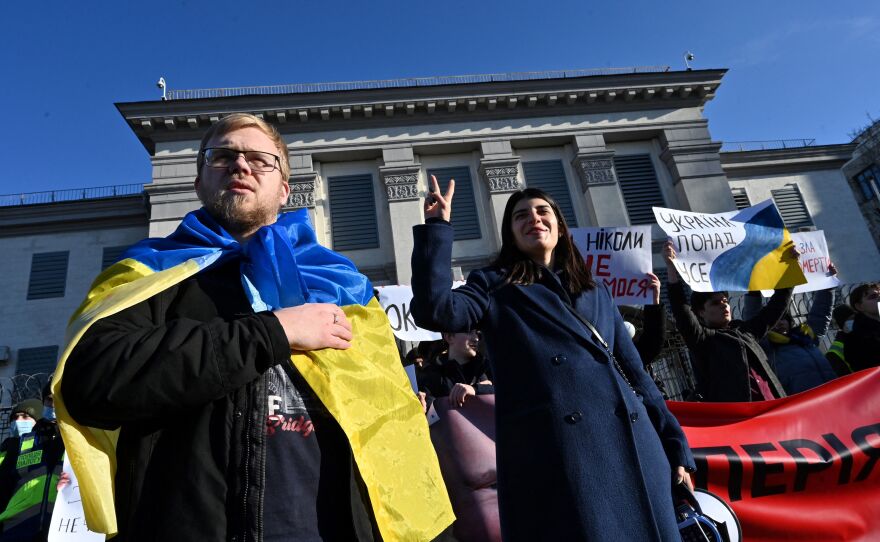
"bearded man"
53,114,453,541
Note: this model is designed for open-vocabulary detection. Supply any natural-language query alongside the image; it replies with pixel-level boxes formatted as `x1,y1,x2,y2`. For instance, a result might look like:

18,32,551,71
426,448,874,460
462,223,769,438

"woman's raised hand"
424,174,455,222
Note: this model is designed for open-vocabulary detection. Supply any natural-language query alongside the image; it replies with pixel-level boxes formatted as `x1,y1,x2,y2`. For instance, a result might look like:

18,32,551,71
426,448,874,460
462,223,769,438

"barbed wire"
0,372,51,441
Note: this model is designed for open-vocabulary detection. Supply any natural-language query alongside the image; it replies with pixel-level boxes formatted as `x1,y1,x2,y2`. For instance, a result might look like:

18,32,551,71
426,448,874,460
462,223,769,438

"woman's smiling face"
510,197,560,266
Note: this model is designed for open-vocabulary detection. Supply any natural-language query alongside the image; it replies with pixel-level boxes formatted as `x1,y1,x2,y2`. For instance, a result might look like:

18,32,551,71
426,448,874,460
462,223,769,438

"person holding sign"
844,282,880,371
663,241,791,402
742,263,839,395
411,181,695,542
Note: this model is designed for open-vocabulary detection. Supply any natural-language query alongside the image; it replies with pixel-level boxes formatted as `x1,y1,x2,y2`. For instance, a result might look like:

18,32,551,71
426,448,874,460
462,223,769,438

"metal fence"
166,66,672,101
0,183,144,207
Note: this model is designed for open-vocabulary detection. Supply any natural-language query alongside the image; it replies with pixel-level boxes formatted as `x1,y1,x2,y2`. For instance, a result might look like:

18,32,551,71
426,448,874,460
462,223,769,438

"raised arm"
741,291,764,321
410,176,490,332
635,273,666,365
663,241,714,348
806,263,837,339
739,287,793,339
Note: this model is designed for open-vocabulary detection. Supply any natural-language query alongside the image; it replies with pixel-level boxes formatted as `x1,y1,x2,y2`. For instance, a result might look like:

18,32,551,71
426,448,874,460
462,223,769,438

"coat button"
551,354,566,366
234,410,243,419
629,412,639,423
564,411,583,424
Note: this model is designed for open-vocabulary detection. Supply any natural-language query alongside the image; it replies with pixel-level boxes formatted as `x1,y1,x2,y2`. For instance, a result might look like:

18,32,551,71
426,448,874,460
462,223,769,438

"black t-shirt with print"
263,364,357,541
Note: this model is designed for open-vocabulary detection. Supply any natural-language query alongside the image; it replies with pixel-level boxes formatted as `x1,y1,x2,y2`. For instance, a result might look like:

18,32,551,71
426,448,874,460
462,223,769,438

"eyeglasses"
201,147,281,173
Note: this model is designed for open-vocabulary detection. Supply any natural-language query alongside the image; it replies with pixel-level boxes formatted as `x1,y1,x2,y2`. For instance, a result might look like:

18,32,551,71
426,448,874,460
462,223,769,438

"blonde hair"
197,113,290,180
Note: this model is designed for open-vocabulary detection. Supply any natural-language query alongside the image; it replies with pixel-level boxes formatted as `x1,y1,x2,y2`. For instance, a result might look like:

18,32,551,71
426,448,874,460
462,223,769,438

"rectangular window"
613,155,666,225
16,346,59,377
328,174,380,251
427,167,481,240
27,251,69,300
731,187,751,210
522,160,578,227
771,184,814,230
102,246,128,270
854,165,880,201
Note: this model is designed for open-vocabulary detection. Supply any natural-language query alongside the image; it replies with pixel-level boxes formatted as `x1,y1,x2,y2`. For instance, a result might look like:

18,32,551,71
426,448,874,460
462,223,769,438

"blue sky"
2,0,878,194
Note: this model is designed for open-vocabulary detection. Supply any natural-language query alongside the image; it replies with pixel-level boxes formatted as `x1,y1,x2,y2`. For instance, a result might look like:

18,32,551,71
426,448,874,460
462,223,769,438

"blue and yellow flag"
654,199,807,292
51,209,453,540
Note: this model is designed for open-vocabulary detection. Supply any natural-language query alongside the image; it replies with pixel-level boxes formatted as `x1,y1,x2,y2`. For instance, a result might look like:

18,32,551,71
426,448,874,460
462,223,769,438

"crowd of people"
1,111,878,540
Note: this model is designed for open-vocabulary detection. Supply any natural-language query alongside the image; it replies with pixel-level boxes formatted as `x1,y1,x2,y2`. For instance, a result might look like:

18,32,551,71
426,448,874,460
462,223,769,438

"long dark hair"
493,188,595,294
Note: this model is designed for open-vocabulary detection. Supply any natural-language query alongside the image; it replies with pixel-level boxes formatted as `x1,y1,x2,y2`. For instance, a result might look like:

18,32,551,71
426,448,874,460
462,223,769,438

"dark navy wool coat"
411,223,695,542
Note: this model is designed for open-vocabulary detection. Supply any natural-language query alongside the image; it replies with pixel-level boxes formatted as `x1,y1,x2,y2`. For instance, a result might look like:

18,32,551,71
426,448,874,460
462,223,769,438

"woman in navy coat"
411,180,695,541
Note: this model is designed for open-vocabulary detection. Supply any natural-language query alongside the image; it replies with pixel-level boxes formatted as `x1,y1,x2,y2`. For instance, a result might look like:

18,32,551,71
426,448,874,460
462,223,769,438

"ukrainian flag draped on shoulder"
51,208,453,540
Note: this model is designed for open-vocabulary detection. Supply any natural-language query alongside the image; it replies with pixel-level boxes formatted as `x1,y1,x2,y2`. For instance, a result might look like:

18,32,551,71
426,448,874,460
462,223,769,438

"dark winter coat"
668,282,789,402
844,312,880,371
61,259,376,542
743,289,837,394
411,223,694,542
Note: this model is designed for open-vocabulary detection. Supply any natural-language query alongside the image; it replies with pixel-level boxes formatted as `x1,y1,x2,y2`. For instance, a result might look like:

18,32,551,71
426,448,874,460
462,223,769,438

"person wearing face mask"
844,282,880,371
0,393,65,541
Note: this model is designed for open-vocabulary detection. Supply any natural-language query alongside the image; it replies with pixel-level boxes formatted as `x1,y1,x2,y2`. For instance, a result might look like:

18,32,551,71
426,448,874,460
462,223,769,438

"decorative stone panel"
479,158,522,193
379,165,421,202
572,151,617,191
287,172,317,208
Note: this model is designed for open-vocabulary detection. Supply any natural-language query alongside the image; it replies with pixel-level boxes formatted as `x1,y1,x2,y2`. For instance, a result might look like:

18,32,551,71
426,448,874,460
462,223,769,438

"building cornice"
0,195,148,237
117,69,727,155
721,144,857,177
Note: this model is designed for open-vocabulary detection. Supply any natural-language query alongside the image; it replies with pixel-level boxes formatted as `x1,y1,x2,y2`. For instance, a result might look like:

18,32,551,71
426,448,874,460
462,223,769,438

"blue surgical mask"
42,406,56,421
12,419,35,437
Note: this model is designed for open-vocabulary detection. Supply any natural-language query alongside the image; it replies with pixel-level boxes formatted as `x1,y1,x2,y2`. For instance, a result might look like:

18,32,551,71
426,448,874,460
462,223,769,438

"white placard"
570,225,654,304
376,283,465,341
653,200,805,292
762,230,840,295
48,457,105,541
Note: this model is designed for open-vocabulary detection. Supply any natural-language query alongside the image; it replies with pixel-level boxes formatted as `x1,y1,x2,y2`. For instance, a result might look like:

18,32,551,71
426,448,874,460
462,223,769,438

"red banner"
669,367,880,542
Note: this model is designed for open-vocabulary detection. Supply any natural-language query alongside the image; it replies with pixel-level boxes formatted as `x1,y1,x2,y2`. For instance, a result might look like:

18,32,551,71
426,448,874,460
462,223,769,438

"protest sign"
376,285,440,341
670,367,880,542
761,230,839,295
376,283,465,341
653,200,806,292
570,225,654,304
49,457,105,542
428,370,880,541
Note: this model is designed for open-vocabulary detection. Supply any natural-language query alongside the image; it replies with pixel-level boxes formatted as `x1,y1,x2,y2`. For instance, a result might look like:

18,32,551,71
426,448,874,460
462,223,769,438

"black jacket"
61,259,375,542
668,283,789,402
844,312,880,372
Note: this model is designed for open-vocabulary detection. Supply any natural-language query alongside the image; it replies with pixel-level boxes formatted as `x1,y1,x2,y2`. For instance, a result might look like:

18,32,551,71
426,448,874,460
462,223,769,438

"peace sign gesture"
424,174,455,222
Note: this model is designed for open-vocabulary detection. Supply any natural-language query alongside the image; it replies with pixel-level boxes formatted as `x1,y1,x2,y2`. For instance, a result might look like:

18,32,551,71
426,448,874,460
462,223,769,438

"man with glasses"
845,282,880,371
56,114,453,541
663,241,790,402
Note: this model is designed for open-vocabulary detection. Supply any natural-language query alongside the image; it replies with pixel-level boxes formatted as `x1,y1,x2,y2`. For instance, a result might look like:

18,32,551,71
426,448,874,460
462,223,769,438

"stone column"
660,127,735,213
380,146,422,285
478,140,521,247
570,134,629,226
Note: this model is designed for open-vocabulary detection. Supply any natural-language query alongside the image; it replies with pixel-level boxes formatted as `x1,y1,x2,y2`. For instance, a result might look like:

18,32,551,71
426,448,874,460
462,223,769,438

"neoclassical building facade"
2,67,878,399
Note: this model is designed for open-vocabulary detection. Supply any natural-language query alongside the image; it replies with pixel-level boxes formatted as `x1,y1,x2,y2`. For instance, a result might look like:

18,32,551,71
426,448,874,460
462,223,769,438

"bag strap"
561,301,638,396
